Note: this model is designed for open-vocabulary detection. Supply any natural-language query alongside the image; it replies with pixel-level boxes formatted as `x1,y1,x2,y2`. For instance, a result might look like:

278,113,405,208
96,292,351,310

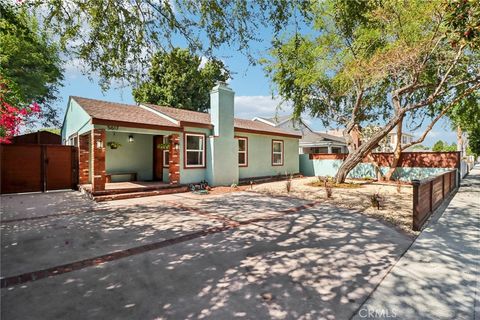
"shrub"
370,192,381,209
286,179,292,193
396,179,402,193
285,174,293,193
324,177,333,198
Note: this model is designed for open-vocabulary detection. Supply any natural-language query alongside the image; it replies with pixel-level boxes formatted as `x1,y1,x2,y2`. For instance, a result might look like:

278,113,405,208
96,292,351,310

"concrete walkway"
353,167,480,320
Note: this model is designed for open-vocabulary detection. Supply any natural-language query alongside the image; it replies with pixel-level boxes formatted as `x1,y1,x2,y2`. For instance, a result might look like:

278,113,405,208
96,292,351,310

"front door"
153,135,164,181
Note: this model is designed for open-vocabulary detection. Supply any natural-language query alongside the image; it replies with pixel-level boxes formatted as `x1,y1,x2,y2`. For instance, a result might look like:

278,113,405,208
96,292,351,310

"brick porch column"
78,134,90,184
169,134,180,184
91,129,106,191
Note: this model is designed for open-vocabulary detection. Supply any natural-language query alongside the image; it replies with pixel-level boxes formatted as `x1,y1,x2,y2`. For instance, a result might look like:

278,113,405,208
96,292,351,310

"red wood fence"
412,170,457,231
0,144,78,194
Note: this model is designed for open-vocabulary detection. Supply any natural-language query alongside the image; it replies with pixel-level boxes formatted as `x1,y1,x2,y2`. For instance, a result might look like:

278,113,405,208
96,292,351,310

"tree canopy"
432,140,457,152
0,2,63,141
28,0,309,89
263,0,480,182
132,48,229,112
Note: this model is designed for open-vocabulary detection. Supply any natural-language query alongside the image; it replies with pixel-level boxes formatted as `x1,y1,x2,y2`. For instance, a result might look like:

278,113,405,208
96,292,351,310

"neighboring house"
61,83,301,191
380,131,415,152
12,130,61,145
252,116,347,154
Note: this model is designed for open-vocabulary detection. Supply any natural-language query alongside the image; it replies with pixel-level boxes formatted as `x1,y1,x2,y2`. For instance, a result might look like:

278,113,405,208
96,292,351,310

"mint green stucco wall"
61,99,92,142
105,131,154,182
237,132,299,179
299,155,452,181
206,85,239,186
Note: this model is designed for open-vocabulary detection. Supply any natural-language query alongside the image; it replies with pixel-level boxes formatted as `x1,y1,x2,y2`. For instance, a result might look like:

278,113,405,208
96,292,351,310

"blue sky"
54,29,457,147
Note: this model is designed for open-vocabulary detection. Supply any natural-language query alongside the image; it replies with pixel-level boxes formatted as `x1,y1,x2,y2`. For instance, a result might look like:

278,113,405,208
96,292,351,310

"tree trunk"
385,117,403,180
457,126,463,157
335,112,405,183
336,151,365,183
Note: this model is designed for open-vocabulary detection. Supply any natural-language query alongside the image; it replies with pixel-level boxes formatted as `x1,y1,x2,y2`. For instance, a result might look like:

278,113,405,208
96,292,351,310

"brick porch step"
92,185,189,202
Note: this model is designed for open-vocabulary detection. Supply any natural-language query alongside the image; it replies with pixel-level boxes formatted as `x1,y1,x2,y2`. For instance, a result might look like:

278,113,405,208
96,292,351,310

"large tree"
0,1,63,132
133,48,229,112
264,0,480,183
28,0,310,89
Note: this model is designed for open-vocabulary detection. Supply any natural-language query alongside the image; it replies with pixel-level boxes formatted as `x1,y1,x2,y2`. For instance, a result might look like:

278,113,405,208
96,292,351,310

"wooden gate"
0,144,78,194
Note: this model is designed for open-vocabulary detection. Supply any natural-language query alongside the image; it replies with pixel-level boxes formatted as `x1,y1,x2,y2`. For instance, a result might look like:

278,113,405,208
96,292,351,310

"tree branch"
402,82,480,150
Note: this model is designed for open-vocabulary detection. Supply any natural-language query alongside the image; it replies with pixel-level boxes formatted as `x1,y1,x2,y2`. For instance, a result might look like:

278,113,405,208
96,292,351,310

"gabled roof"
71,97,180,129
70,97,301,138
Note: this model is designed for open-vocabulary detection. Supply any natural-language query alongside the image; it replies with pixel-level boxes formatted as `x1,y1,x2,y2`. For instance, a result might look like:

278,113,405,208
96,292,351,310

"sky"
53,22,458,147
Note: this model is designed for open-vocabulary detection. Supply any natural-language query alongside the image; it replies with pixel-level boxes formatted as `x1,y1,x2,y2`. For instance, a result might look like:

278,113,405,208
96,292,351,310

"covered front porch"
77,127,182,194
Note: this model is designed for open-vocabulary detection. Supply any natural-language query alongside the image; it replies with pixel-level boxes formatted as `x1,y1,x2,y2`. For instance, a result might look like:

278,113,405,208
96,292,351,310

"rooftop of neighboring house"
387,131,415,138
68,96,301,138
253,115,346,145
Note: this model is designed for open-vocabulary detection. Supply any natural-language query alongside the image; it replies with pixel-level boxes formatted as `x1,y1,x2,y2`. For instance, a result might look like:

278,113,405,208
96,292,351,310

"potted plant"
107,141,122,149
157,143,170,150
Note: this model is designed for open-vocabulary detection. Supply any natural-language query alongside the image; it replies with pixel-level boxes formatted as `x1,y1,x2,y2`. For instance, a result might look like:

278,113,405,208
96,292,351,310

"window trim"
163,149,170,168
272,139,284,166
183,132,206,169
235,136,248,167
162,136,170,168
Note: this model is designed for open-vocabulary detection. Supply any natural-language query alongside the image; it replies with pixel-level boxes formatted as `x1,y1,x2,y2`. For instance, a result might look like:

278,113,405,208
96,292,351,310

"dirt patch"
252,177,417,236
205,185,251,195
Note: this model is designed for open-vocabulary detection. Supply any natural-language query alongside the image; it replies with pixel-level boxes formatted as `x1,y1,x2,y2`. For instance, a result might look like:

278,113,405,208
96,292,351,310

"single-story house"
61,83,301,191
252,116,347,154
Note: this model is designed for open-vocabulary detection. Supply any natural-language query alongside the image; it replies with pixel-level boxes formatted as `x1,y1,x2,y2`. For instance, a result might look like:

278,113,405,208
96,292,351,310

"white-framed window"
68,135,78,147
272,140,284,166
237,137,248,167
185,133,205,168
163,137,170,168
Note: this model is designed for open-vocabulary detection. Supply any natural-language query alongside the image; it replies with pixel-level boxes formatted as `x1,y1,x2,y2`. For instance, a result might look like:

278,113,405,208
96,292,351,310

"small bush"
286,180,292,193
285,174,293,193
324,177,333,198
370,192,381,209
396,179,402,193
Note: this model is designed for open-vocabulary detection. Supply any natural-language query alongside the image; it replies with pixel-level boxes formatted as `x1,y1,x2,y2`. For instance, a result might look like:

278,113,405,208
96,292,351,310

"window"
272,140,284,166
185,133,205,168
402,136,408,144
237,137,248,166
163,137,170,168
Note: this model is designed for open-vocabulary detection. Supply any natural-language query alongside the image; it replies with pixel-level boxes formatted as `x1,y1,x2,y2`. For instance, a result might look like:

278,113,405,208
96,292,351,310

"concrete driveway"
1,190,412,319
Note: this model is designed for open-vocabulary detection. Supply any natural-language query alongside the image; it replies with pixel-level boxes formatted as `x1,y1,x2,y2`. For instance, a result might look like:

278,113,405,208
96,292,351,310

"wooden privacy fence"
412,170,457,231
0,144,78,194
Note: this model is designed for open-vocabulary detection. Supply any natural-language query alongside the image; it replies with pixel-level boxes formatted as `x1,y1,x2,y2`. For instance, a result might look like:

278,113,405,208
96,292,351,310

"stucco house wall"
236,132,299,179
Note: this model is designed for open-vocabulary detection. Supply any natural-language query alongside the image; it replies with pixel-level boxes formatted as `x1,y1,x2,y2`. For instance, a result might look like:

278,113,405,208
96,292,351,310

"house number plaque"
108,125,119,130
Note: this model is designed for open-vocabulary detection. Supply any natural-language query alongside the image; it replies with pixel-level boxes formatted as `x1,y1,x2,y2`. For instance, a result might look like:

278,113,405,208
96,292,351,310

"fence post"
412,179,420,231
40,145,46,192
429,180,433,213
442,173,445,198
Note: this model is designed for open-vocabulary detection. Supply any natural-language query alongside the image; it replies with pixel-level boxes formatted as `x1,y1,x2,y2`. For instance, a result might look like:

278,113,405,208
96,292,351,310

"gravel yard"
252,177,417,236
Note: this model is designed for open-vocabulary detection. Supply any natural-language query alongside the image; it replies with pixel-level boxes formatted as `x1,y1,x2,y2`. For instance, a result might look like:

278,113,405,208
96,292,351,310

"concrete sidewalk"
353,167,480,320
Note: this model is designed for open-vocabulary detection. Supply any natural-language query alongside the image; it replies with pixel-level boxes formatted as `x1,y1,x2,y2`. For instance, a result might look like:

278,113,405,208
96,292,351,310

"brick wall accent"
369,152,460,168
309,151,461,168
169,134,180,184
78,134,90,184
91,129,106,191
310,153,348,160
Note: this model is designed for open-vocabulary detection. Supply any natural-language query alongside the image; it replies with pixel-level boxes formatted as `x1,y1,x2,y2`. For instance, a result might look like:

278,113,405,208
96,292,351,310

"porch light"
96,140,104,149
128,135,134,143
